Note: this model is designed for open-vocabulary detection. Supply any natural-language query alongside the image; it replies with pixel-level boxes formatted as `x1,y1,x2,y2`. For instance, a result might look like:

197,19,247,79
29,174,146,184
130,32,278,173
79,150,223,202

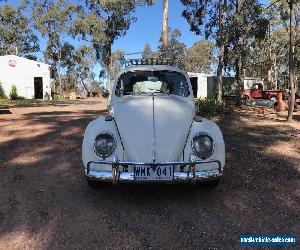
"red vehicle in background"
244,83,284,101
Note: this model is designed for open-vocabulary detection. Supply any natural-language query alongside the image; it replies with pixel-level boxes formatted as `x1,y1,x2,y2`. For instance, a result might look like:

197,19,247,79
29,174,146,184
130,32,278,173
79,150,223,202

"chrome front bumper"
86,157,223,185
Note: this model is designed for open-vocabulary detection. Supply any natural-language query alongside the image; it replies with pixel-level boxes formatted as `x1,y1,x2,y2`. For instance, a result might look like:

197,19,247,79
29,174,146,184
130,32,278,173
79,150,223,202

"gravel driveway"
0,103,299,249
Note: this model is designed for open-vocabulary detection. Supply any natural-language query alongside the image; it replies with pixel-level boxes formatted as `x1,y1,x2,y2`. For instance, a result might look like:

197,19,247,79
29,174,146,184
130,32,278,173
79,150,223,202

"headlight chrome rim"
191,132,214,160
93,131,117,159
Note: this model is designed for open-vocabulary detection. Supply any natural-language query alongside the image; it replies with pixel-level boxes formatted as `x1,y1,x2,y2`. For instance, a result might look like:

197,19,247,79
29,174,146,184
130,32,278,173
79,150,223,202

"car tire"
201,179,220,189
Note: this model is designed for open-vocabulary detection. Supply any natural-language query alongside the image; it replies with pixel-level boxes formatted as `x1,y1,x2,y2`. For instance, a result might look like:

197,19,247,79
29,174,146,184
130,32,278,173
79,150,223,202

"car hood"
112,95,194,162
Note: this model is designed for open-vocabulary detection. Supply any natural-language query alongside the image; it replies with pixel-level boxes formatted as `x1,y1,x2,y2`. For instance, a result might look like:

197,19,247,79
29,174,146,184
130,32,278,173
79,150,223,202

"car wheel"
270,96,277,101
201,179,220,189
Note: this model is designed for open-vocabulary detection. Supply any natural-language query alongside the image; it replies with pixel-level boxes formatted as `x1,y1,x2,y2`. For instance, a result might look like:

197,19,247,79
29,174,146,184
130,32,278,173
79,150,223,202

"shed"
188,72,212,98
0,55,51,99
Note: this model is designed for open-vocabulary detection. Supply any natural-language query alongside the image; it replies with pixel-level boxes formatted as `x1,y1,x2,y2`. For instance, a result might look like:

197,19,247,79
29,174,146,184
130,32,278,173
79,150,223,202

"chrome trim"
191,132,215,160
152,95,156,162
86,158,222,185
111,117,125,151
93,131,117,159
111,155,119,185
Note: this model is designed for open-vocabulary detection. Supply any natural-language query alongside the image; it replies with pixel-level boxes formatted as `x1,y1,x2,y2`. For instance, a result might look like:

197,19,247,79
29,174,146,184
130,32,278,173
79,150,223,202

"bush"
9,85,18,100
195,98,233,117
0,82,6,99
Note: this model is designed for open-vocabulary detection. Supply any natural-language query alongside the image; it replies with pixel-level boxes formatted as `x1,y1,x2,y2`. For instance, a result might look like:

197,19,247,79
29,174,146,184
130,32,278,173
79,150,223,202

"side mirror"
102,90,110,99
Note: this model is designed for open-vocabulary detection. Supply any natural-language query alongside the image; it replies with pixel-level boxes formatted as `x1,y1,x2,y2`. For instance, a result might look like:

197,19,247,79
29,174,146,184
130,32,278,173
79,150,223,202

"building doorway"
190,77,198,98
34,77,43,99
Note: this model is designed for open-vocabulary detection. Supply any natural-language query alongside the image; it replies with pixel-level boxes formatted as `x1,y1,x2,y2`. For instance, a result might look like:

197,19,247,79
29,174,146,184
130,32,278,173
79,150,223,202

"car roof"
116,65,188,79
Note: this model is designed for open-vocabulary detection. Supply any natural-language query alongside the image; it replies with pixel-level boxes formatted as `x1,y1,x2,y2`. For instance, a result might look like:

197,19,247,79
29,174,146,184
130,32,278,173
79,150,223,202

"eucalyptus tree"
181,0,270,100
72,45,96,96
0,2,39,57
31,0,79,95
266,0,300,121
158,28,186,69
162,0,169,49
225,0,269,92
74,0,154,79
185,40,215,73
142,43,152,59
181,0,229,101
109,49,125,81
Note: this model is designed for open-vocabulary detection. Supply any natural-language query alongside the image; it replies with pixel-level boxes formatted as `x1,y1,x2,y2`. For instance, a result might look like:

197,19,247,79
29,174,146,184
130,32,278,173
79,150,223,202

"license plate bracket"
134,165,174,181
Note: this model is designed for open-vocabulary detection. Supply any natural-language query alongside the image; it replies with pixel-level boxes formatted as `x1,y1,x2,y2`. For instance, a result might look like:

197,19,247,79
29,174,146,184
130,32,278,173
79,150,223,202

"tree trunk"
287,1,295,122
103,43,113,90
81,78,90,97
215,0,227,102
273,54,278,89
162,0,169,52
57,51,63,98
235,56,242,93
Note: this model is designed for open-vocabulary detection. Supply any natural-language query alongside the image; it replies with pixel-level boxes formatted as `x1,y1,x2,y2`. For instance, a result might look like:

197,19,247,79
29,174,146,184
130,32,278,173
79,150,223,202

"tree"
287,0,296,122
225,0,269,94
142,43,152,59
181,0,229,101
109,49,125,80
72,45,96,96
185,40,215,73
0,3,39,57
158,28,186,69
181,0,269,100
31,0,79,95
162,0,168,49
76,0,154,79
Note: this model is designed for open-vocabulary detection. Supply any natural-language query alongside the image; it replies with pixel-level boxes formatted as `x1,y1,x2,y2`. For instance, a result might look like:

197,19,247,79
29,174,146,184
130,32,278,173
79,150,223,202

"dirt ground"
0,102,299,249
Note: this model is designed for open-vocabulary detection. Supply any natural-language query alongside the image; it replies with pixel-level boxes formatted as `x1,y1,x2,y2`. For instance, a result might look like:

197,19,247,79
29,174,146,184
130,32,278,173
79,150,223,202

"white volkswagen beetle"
82,62,225,187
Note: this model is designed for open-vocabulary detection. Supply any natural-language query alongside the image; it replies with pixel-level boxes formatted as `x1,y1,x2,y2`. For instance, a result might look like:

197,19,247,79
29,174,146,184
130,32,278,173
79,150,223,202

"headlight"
191,132,214,159
93,132,116,158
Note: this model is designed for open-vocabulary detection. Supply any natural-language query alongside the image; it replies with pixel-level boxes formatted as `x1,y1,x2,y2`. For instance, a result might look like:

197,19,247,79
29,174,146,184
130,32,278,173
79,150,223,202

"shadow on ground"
0,108,299,249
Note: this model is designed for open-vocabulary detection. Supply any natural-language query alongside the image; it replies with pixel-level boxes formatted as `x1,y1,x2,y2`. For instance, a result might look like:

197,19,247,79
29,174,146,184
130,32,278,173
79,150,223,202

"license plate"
134,165,174,180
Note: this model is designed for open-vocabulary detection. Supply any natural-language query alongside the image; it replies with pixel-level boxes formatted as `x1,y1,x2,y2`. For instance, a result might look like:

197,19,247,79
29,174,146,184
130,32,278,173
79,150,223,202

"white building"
188,72,212,98
0,55,51,99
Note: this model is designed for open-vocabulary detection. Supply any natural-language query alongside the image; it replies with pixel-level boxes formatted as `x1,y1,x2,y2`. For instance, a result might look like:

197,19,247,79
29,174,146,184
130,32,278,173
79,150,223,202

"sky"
2,0,269,81
112,0,202,53
2,0,202,82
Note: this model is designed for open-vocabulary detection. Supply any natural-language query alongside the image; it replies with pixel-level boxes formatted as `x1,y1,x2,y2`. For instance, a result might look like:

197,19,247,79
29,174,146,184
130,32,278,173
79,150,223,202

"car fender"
82,117,123,171
183,118,225,171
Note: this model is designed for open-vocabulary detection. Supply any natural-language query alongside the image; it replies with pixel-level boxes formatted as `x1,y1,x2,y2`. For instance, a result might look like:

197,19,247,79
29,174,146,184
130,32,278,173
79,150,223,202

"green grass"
0,98,102,109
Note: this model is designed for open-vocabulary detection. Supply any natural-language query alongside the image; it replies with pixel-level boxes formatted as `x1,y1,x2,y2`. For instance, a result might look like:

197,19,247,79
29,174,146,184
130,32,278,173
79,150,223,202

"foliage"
195,98,233,117
181,0,269,100
73,45,96,95
158,28,186,69
0,3,39,56
181,0,229,101
240,1,300,90
185,40,215,73
224,0,269,87
142,43,152,59
31,0,79,94
9,85,18,100
109,49,125,80
0,82,6,98
75,0,154,77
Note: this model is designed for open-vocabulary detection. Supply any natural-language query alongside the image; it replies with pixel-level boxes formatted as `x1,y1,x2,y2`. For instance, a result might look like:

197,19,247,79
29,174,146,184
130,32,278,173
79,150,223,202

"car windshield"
115,70,189,97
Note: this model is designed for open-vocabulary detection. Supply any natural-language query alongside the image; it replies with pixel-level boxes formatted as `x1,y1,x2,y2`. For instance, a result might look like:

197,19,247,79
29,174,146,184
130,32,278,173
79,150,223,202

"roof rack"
124,58,175,67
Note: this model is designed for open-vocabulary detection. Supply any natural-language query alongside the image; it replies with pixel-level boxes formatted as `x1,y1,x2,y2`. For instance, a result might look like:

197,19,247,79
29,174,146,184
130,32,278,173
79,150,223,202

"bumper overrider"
86,156,223,185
